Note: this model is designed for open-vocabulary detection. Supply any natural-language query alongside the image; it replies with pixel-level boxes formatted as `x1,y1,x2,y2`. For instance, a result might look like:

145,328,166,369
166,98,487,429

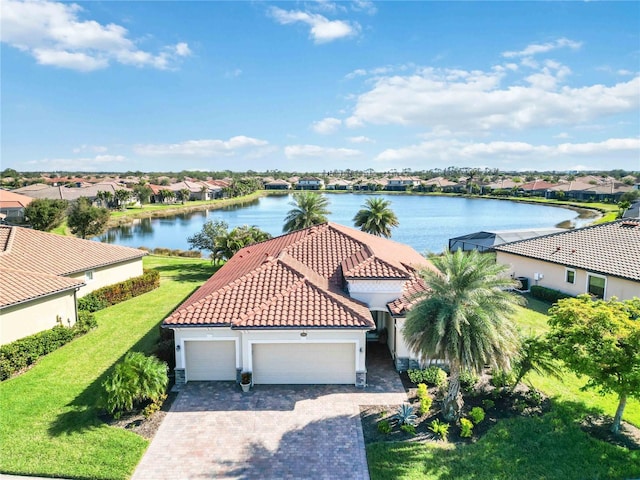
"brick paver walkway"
132,344,406,480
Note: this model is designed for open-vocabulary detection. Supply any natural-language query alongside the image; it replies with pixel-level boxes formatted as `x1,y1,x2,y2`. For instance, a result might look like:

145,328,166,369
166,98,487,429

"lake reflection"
98,194,582,254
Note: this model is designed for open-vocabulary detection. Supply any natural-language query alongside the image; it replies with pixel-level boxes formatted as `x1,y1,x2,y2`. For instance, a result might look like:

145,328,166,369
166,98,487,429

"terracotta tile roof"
0,190,33,209
387,273,429,317
0,267,84,308
164,222,432,329
494,220,640,281
0,226,146,276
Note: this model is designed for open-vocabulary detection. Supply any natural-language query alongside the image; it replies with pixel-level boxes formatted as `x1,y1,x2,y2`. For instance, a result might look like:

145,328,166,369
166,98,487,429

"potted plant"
240,372,252,392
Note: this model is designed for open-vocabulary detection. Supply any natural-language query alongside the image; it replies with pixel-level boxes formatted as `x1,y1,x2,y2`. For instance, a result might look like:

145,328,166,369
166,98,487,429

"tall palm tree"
283,192,331,233
353,197,399,238
403,249,522,421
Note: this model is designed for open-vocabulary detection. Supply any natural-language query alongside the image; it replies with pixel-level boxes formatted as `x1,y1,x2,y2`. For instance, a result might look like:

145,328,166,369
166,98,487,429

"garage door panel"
253,343,355,385
185,340,236,381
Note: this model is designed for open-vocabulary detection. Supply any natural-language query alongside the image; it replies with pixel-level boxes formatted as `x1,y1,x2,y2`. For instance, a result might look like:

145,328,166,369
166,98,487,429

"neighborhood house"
163,222,437,387
495,219,640,301
0,226,146,344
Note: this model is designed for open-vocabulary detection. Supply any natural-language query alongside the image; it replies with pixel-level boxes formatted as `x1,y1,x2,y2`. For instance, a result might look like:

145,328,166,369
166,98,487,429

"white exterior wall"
0,290,77,345
172,327,367,375
69,258,144,297
496,252,640,301
347,279,406,310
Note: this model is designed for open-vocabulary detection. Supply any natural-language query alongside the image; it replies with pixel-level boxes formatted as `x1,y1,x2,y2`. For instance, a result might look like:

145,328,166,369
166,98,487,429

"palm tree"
353,197,399,238
114,189,131,210
403,249,522,421
178,188,191,204
282,192,330,233
512,334,563,388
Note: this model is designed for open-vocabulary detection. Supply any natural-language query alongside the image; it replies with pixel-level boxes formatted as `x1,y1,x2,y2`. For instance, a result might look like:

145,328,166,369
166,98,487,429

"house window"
565,269,576,284
85,270,94,282
587,274,606,299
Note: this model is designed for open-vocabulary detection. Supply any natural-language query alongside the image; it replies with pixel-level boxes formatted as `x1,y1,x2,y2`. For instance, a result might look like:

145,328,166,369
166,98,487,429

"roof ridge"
303,279,373,324
0,226,16,255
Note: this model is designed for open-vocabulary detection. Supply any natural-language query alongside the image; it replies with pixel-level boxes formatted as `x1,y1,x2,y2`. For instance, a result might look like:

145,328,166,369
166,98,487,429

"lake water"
98,193,584,254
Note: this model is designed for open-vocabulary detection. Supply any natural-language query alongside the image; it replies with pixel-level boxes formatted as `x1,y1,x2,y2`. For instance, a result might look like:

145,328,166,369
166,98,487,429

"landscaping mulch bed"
364,369,640,451
362,370,550,445
581,415,640,451
100,391,178,440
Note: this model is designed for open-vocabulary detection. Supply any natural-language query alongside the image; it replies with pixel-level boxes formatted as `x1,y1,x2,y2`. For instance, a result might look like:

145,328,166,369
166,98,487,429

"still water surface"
99,194,583,254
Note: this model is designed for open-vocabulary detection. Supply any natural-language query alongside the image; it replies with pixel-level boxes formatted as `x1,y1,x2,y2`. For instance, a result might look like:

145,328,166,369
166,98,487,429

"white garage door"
185,340,236,381
252,343,356,385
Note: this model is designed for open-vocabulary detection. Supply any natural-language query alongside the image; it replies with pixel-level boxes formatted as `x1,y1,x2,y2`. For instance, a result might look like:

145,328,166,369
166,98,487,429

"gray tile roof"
494,220,640,281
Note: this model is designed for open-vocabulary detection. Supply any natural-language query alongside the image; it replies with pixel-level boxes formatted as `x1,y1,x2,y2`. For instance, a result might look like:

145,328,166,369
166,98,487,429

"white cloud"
502,38,582,58
1,0,191,71
312,117,342,134
351,0,377,15
374,138,640,169
344,65,639,131
347,135,374,143
284,144,362,160
72,144,108,154
133,136,270,157
225,68,243,78
269,6,359,44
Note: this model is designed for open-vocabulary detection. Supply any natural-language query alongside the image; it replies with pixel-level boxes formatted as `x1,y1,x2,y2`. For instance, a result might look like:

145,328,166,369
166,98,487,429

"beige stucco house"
163,223,436,387
0,226,146,345
494,219,640,301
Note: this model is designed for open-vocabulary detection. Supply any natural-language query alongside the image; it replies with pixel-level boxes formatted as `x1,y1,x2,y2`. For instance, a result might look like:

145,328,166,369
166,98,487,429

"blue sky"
2,0,639,173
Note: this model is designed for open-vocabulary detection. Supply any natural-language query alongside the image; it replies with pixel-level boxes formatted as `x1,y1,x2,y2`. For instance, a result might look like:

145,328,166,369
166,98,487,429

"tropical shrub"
530,285,573,303
482,399,495,410
469,407,486,424
142,393,167,418
429,419,449,441
459,370,479,392
408,366,447,387
416,383,428,398
393,404,417,426
400,424,417,435
102,352,168,418
77,270,160,312
419,396,433,416
491,369,516,389
377,420,392,434
460,417,473,438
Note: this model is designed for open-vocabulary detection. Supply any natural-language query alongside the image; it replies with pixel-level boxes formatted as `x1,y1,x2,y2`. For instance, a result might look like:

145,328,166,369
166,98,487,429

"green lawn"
0,255,214,480
368,293,640,480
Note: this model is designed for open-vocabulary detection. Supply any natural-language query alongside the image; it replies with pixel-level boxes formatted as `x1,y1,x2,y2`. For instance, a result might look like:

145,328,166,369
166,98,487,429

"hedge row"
77,269,160,312
530,285,574,303
0,311,97,381
137,246,201,258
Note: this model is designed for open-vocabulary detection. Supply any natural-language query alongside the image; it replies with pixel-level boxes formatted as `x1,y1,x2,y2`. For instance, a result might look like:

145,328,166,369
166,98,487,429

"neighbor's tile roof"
0,267,84,308
0,226,146,276
0,190,33,209
494,220,640,281
164,222,432,329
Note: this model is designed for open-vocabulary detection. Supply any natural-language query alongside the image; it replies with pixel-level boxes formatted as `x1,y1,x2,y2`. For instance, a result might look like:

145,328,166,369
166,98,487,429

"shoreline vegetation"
105,189,615,230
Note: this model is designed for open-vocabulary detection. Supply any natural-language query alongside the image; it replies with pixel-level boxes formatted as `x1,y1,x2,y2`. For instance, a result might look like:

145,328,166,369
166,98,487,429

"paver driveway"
133,346,406,480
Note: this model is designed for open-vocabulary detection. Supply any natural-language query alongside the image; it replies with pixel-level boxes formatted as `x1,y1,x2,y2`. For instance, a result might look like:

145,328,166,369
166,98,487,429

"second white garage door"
185,340,236,381
252,342,356,385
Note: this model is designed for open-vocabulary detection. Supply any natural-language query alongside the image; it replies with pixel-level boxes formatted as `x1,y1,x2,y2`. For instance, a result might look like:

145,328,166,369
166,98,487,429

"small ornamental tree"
67,197,110,239
547,295,640,433
24,198,68,231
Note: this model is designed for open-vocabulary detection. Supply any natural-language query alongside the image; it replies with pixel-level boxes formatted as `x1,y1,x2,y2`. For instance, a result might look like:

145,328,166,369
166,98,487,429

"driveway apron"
133,346,406,480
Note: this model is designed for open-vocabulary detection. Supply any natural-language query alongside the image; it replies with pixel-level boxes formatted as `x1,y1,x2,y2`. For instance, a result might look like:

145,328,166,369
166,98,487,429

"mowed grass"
368,292,640,480
0,255,214,480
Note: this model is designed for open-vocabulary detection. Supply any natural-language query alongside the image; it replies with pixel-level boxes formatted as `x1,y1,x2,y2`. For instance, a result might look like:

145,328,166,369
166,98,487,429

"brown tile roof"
387,273,429,317
0,226,146,276
494,220,640,281
164,222,432,329
0,267,84,308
